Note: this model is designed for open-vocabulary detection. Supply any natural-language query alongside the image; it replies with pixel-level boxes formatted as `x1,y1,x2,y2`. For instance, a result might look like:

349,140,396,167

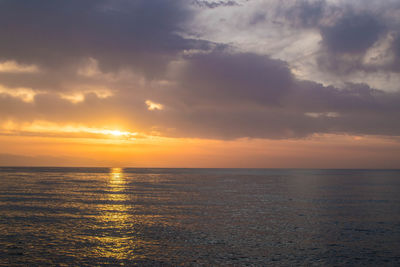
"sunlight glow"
0,120,137,140
110,167,125,187
94,129,133,137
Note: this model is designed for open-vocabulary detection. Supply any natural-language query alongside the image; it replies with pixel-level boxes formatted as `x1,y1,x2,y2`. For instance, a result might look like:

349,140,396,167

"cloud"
0,0,399,141
0,85,38,103
0,60,40,73
193,0,238,9
146,100,164,111
123,49,400,139
169,50,292,105
278,0,400,74
59,86,114,104
0,0,210,76
320,13,384,54
281,0,327,28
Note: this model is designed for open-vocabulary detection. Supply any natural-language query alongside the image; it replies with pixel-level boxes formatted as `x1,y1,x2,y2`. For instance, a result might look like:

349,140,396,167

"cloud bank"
0,0,399,140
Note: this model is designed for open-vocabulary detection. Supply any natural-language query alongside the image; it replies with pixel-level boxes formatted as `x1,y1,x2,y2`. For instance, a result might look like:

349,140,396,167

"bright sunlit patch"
0,120,138,140
59,93,85,103
0,85,38,102
305,112,340,118
0,60,40,73
146,100,164,111
110,167,124,186
60,87,113,104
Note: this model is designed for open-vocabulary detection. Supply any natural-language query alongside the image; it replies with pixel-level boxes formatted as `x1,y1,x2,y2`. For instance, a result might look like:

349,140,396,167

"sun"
95,129,136,138
82,127,137,139
107,130,128,137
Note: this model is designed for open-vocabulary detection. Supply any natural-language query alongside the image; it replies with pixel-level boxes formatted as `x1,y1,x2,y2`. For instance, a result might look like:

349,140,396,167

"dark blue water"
0,168,400,266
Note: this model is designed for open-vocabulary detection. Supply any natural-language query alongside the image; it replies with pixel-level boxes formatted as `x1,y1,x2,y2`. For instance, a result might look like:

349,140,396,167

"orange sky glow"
1,126,399,168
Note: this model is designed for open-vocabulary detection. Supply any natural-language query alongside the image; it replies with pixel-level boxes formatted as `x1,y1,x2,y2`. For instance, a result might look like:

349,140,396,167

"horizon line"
0,166,399,170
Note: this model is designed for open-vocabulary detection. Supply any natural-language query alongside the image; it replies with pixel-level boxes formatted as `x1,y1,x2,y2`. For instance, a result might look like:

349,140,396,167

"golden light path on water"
93,168,147,260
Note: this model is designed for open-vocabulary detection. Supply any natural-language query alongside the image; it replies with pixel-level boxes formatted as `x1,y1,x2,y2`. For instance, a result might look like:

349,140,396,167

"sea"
0,167,399,266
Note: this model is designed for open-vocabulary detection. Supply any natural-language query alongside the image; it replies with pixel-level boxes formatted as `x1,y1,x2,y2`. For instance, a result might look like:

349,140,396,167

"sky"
0,0,399,168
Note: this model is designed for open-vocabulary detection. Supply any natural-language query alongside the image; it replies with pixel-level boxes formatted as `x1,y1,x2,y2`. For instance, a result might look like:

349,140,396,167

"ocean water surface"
0,167,400,266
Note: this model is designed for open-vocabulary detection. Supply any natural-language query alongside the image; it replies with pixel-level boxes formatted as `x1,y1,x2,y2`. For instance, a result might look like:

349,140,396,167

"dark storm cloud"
316,11,388,74
279,0,385,46
149,52,400,139
390,34,400,72
0,0,209,76
173,51,293,105
320,13,384,54
105,47,399,139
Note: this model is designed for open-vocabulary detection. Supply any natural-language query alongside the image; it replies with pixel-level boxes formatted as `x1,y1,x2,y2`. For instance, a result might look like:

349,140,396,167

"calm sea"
0,167,400,266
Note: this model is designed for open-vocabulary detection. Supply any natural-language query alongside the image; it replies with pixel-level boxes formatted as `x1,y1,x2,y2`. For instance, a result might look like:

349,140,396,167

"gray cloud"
0,0,210,77
193,0,238,9
320,13,384,54
172,51,293,105
391,34,400,71
151,52,400,139
316,12,388,74
281,0,326,28
112,49,400,139
272,0,400,74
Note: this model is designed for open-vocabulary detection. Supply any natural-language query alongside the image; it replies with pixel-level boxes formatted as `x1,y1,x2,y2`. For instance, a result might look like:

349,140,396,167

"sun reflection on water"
88,168,159,262
103,167,129,219
94,168,137,260
109,167,125,192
